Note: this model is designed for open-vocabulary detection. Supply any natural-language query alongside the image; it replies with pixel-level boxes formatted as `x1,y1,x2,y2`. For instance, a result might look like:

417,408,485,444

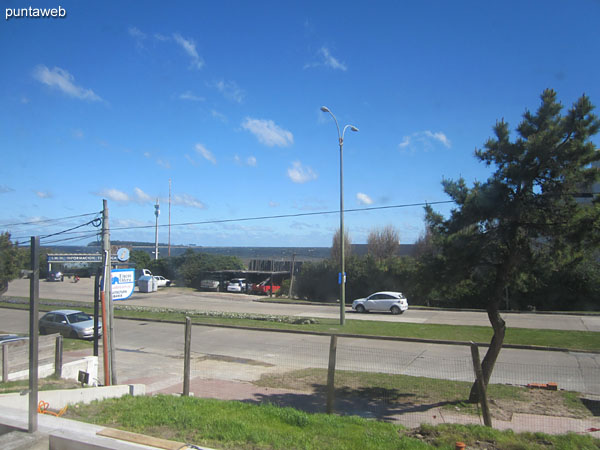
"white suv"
227,278,247,293
352,291,408,315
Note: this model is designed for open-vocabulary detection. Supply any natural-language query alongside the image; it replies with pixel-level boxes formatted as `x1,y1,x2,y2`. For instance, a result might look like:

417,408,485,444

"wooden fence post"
326,335,338,414
55,335,63,378
2,344,7,382
470,342,493,427
183,317,192,396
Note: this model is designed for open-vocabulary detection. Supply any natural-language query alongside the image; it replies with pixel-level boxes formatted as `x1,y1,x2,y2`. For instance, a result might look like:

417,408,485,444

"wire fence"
178,324,600,433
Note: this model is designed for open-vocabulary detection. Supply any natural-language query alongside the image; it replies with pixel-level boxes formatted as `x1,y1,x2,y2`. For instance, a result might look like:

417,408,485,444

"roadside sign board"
111,268,135,301
48,253,119,263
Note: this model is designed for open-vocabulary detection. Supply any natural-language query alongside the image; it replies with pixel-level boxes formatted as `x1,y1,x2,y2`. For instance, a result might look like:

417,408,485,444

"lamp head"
320,106,330,113
350,126,359,132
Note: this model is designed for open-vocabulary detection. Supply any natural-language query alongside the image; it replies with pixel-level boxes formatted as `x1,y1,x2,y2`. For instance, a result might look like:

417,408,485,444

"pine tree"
426,90,600,402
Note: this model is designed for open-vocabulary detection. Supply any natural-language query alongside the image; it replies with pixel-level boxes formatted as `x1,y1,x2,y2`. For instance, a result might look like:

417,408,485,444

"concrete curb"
0,384,146,411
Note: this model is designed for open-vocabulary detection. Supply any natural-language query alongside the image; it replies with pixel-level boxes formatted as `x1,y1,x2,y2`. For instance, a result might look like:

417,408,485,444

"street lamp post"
320,106,359,325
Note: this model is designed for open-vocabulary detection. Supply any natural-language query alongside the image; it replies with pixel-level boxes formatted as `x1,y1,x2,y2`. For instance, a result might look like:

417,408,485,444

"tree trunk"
468,300,506,403
468,258,511,403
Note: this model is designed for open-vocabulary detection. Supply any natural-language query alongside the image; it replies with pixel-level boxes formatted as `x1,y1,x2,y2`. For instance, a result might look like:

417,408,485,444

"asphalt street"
1,306,598,397
5,278,600,331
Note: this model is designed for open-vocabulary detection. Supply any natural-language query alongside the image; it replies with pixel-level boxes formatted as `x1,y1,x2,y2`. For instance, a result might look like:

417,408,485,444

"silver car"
352,291,408,315
39,309,102,339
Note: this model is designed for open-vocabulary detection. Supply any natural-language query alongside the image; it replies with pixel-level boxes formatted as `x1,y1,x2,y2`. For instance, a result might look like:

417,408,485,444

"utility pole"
28,236,39,433
288,253,296,298
101,199,117,385
168,179,171,257
154,199,160,260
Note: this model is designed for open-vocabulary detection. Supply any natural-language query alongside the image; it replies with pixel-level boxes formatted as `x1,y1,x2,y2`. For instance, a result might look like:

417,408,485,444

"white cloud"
304,46,347,71
184,154,197,166
143,152,151,158
269,201,279,208
234,155,258,167
97,187,202,209
0,185,14,194
287,161,317,184
356,192,373,205
154,33,169,41
113,218,148,228
157,159,171,169
179,91,204,102
134,187,152,203
173,33,204,69
98,188,130,203
33,65,103,102
242,118,293,147
399,130,451,151
213,79,244,103
72,129,84,139
128,26,147,48
211,109,227,122
195,143,216,164
319,47,347,71
34,190,53,199
173,193,205,209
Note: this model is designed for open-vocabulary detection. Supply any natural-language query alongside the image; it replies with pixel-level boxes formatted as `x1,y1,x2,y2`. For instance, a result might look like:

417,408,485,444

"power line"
16,231,102,247
39,217,102,240
0,211,101,228
12,217,102,244
110,200,455,233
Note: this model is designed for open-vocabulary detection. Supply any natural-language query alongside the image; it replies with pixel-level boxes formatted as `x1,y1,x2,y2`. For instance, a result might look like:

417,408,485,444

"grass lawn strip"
64,395,600,450
1,299,599,352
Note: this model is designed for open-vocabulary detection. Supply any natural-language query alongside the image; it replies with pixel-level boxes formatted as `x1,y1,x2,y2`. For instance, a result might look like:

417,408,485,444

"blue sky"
1,0,599,248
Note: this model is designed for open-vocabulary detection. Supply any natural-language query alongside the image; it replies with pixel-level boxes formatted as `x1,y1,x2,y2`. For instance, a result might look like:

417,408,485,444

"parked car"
39,310,102,339
200,279,220,291
226,278,248,293
0,334,28,344
153,275,171,287
250,279,281,295
47,271,64,282
352,291,408,315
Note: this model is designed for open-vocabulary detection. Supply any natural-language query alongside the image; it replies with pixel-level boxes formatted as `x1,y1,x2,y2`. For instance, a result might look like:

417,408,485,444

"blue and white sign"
111,268,135,301
116,248,130,262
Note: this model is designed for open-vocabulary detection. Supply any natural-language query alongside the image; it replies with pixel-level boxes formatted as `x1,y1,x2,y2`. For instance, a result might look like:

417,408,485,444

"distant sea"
44,243,415,263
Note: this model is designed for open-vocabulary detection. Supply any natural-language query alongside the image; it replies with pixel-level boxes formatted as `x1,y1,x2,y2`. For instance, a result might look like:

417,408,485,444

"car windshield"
67,312,92,323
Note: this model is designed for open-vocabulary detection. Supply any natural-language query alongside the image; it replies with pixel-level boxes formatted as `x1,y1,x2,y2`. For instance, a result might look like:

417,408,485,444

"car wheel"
391,305,401,315
356,304,366,313
69,330,78,339
39,327,46,335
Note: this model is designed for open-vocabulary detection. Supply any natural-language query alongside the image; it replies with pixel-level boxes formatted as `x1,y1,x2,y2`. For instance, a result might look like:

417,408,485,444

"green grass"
0,374,82,394
1,300,599,352
65,395,600,449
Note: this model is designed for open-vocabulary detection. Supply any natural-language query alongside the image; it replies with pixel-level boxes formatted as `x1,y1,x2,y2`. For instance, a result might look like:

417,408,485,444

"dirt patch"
254,369,594,422
403,427,503,450
489,388,590,421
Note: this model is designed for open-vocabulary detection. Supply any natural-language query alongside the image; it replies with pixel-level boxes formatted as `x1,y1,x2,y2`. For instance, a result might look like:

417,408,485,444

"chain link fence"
178,324,600,433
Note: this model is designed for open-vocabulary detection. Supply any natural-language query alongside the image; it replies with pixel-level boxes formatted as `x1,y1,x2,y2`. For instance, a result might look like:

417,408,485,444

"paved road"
1,308,598,396
4,278,600,331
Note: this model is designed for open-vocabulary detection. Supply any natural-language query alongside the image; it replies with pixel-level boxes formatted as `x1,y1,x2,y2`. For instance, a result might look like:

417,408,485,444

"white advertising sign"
111,268,135,301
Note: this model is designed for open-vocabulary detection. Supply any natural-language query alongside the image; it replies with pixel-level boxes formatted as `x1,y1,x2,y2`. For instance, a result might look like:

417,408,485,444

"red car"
250,279,281,295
